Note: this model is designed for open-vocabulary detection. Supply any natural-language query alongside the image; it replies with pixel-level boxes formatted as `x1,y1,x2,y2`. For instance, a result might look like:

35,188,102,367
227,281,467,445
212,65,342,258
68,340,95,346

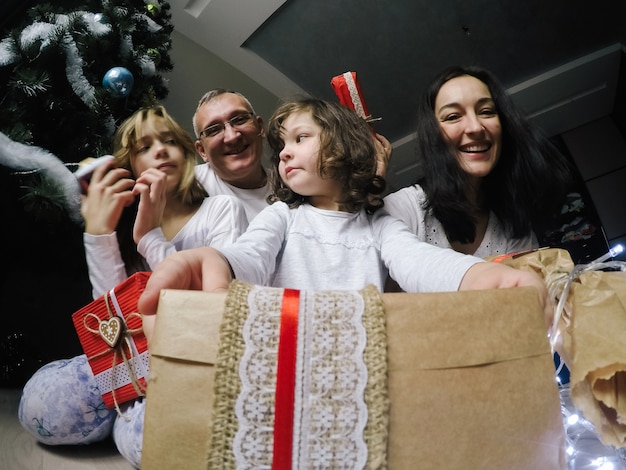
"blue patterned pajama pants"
18,354,145,468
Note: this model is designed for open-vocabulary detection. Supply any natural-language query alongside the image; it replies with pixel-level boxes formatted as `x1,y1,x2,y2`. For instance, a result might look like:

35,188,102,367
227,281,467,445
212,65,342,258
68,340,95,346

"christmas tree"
0,0,175,386
0,0,173,162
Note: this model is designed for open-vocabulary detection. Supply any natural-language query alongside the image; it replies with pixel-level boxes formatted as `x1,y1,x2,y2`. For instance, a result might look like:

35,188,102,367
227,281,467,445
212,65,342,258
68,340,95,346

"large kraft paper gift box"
142,281,566,469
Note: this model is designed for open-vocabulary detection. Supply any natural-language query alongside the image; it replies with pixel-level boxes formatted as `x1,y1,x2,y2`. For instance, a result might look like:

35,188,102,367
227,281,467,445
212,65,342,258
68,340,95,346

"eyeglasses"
199,112,255,139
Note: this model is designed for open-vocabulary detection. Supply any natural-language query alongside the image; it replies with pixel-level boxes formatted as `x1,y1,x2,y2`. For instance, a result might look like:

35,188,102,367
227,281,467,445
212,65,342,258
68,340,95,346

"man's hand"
373,133,392,178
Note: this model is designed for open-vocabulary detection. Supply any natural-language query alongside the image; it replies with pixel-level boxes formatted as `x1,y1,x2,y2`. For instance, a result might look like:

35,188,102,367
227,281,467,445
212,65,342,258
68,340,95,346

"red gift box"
330,71,371,120
72,272,151,410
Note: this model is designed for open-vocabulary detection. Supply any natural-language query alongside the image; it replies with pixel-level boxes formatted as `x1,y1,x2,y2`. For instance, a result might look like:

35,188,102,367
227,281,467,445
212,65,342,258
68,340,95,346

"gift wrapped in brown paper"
142,281,565,469
491,247,626,448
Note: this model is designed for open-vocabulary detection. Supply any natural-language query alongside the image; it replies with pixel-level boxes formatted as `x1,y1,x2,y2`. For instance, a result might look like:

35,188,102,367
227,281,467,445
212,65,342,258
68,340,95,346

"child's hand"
132,168,168,243
138,247,233,343
459,262,553,330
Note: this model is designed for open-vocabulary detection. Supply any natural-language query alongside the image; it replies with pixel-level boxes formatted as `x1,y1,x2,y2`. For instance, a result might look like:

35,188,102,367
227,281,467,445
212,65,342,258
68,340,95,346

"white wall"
162,30,280,138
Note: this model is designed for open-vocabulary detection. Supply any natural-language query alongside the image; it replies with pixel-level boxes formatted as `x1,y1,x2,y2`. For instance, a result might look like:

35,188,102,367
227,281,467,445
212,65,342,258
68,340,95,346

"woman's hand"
460,261,553,330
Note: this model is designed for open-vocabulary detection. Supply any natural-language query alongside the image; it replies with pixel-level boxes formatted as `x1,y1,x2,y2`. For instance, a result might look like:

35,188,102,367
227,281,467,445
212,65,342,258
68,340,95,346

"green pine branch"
0,0,174,163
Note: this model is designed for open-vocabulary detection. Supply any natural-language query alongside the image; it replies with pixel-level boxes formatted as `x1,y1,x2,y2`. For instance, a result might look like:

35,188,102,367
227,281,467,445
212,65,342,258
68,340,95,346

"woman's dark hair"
266,97,385,213
414,65,573,243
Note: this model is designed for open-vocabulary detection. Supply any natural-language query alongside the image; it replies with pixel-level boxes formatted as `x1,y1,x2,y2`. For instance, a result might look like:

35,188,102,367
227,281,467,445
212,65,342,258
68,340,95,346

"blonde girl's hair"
113,105,207,205
266,97,385,213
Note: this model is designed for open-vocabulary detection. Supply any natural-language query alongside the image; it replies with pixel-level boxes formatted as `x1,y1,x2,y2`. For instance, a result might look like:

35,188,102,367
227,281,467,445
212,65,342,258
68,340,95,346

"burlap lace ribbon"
207,281,389,469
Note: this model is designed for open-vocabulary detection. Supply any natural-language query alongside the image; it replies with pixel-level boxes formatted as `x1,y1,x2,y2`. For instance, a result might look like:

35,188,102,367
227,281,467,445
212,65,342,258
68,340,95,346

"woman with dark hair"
384,65,573,258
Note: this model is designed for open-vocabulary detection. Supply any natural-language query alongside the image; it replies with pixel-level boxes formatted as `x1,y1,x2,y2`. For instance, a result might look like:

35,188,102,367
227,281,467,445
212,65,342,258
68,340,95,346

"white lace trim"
233,286,368,469
343,71,368,119
93,350,149,394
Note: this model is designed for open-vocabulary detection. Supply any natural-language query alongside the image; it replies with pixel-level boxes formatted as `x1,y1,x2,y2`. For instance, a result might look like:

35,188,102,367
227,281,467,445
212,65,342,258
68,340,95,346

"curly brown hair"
266,97,385,213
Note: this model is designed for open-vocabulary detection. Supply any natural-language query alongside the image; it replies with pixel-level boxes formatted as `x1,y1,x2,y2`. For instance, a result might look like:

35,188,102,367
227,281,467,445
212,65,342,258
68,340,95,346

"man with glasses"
193,89,271,221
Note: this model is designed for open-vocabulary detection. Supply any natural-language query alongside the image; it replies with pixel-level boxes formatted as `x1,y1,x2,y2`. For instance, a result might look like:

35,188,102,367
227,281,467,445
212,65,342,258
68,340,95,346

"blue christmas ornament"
102,67,134,98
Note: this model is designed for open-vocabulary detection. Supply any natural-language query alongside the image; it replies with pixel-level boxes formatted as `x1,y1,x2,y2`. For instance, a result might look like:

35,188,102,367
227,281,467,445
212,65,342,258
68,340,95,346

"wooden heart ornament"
99,316,123,348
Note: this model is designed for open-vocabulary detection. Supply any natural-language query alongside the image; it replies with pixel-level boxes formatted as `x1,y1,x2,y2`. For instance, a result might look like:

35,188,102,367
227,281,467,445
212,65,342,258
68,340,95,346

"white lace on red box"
331,71,371,120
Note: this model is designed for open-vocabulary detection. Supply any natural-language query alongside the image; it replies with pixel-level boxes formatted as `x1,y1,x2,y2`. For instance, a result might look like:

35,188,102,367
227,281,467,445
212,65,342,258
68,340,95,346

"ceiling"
169,0,626,190
0,1,624,189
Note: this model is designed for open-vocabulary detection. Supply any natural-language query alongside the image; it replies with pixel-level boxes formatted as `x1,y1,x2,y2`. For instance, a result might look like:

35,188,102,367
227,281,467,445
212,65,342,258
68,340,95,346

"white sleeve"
83,232,128,299
136,227,173,270
377,213,483,292
220,203,288,286
383,186,425,236
136,196,249,269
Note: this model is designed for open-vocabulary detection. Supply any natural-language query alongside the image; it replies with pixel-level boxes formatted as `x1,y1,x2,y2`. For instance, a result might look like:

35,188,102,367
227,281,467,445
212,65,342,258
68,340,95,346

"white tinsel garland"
120,33,134,58
0,132,81,224
63,33,97,109
103,114,116,137
138,56,156,77
20,21,56,52
15,10,115,110
132,12,163,33
80,11,112,35
0,37,17,66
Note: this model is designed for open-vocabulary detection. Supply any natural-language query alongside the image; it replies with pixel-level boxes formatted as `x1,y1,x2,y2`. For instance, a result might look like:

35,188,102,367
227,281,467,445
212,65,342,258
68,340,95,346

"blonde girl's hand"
81,159,135,235
373,132,392,178
132,168,168,244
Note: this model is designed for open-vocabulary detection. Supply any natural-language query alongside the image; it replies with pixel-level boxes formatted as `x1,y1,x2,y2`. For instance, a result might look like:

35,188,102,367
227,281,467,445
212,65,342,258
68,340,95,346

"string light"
560,384,626,468
556,244,626,469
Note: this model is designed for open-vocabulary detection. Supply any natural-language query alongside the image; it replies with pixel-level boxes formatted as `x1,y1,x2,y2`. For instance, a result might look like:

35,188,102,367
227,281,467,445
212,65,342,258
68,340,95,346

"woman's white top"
383,185,537,258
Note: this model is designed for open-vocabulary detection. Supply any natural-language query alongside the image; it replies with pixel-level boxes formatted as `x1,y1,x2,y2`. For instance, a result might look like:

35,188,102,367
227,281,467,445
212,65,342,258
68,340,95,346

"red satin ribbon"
272,288,300,470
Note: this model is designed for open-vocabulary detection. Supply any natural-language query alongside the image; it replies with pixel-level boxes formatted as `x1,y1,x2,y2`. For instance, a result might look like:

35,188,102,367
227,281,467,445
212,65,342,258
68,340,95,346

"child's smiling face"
277,110,343,210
